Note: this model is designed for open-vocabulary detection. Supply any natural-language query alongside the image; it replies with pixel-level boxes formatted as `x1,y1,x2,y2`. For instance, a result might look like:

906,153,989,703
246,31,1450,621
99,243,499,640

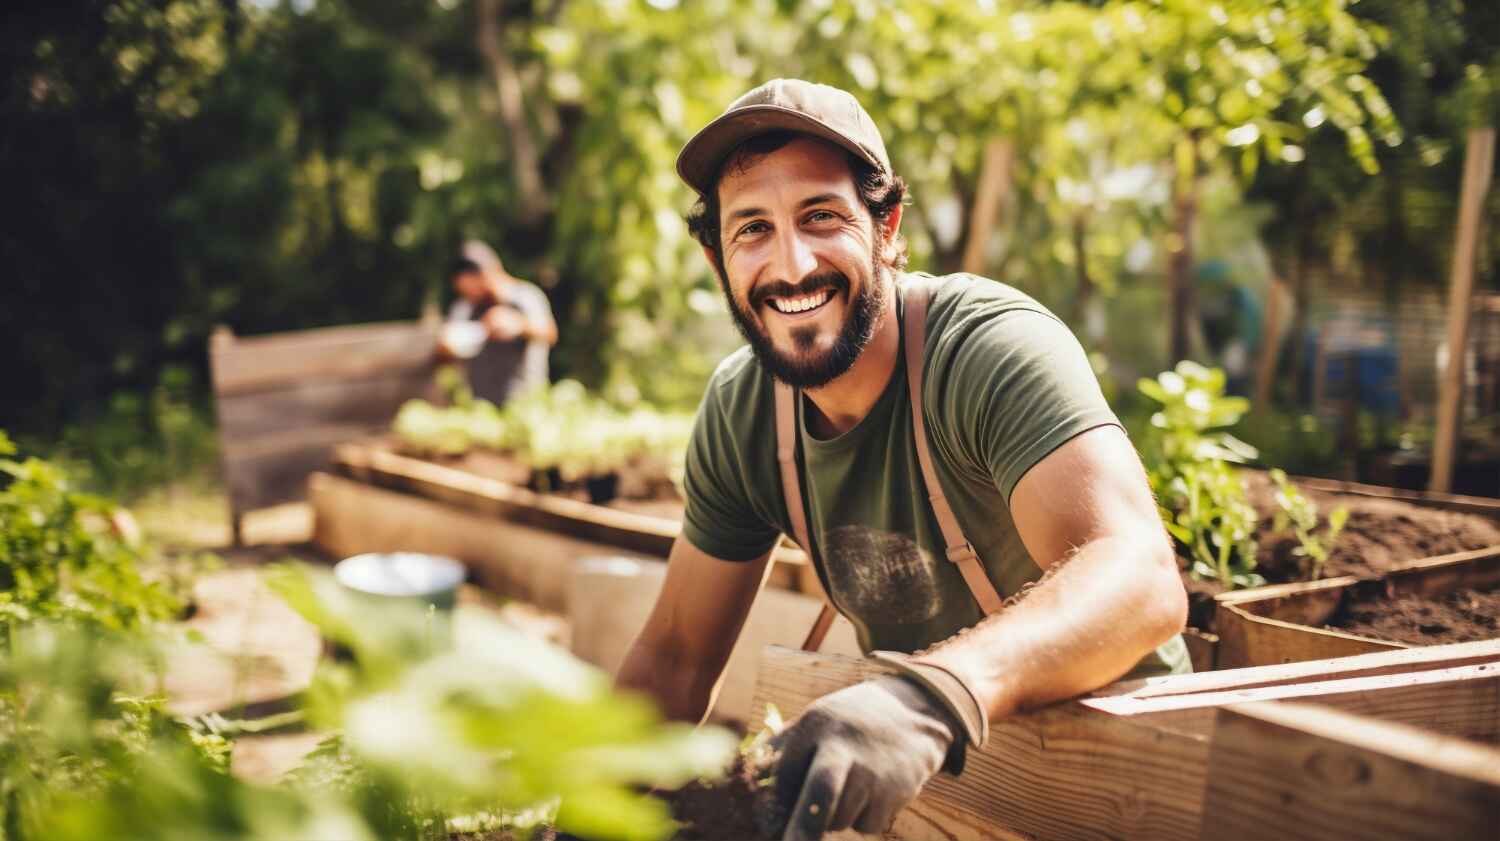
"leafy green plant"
1269,468,1350,581
0,431,183,637
1138,362,1266,588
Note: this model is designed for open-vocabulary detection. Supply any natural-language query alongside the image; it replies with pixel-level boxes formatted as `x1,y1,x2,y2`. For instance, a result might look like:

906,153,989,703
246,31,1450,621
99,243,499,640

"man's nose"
768,227,819,286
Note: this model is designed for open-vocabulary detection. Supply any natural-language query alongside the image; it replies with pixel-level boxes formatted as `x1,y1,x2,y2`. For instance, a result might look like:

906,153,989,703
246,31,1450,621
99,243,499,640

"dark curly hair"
685,131,908,281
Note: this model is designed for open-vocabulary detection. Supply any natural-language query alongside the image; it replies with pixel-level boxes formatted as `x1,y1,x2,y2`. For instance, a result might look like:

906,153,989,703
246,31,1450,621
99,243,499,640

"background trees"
4,0,1495,438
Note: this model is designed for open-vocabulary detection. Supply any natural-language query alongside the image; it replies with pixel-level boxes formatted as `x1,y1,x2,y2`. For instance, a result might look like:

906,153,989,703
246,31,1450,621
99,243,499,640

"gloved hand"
757,674,962,841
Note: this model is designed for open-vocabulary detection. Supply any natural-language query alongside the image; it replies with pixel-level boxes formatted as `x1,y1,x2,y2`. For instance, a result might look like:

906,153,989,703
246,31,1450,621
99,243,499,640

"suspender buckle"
945,542,978,564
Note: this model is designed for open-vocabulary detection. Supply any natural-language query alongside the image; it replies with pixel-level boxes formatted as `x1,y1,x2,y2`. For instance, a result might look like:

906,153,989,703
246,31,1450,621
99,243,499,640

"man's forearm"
616,639,719,724
920,534,1186,720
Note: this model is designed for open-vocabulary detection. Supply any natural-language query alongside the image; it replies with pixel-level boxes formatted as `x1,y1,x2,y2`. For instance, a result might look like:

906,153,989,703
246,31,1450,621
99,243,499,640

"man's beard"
721,259,889,389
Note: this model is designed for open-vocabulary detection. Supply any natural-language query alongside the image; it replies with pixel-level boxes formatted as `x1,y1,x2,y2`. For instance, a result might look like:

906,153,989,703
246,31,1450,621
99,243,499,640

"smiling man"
616,79,1190,840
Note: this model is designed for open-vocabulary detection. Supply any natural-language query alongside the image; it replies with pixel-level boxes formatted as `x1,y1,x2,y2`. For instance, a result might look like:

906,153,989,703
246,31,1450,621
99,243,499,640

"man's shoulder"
703,345,771,415
913,272,1055,325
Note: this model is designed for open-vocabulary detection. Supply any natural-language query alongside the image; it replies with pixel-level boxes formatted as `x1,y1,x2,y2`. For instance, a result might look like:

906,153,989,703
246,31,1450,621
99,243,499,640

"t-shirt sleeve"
680,387,782,562
514,284,554,322
936,307,1120,503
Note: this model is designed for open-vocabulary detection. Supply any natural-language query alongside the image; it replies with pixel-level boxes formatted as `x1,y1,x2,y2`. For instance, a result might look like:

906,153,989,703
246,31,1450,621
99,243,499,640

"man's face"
713,137,893,389
453,270,488,304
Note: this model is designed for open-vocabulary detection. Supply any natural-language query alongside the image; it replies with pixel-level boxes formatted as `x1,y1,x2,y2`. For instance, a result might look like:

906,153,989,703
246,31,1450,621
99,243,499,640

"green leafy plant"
1138,362,1266,589
0,431,183,637
1269,468,1350,581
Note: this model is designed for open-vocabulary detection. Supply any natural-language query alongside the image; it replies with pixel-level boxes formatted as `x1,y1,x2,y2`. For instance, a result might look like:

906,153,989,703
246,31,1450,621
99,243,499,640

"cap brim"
676,104,882,197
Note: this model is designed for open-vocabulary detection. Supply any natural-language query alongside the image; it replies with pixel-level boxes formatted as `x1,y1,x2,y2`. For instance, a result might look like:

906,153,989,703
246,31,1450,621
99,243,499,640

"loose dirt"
1182,471,1500,630
665,756,775,841
1329,581,1500,646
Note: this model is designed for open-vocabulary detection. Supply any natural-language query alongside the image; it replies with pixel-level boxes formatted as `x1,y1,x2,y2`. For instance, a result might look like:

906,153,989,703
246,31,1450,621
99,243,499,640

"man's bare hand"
482,307,528,341
759,676,957,840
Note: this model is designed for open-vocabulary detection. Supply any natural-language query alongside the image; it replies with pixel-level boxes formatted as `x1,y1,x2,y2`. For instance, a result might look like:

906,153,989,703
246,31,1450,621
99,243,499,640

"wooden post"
1253,277,1289,408
959,138,1014,276
1198,701,1500,841
751,641,1500,841
1431,127,1496,492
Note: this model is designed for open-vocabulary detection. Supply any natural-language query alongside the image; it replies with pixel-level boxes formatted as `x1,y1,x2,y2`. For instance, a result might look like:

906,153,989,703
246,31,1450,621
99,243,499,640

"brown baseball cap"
676,78,891,197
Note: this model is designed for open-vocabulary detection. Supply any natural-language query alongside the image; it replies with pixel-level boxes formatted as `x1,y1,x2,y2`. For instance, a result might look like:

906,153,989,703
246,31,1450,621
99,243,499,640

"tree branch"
476,0,549,224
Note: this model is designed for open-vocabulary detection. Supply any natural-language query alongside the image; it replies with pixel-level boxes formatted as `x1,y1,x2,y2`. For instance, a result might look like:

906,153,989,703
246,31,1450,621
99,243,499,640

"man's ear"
880,203,904,246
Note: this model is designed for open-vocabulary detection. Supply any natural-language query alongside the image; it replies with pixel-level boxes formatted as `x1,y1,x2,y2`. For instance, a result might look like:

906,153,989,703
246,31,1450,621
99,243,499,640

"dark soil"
1182,471,1500,630
415,446,687,516
665,756,775,841
1329,581,1500,646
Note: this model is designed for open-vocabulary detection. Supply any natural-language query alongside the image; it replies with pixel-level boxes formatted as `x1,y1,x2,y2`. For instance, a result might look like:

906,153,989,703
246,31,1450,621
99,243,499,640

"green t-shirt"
683,273,1189,678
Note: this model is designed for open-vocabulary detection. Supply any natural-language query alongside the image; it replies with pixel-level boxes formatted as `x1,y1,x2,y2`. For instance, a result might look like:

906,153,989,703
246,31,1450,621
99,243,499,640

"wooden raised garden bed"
312,441,822,613
1214,544,1500,668
1183,470,1500,670
731,640,1500,841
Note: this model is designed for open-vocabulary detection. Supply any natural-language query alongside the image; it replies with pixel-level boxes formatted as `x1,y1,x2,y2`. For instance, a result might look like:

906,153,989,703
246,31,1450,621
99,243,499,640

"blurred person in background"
438,240,557,404
617,79,1188,841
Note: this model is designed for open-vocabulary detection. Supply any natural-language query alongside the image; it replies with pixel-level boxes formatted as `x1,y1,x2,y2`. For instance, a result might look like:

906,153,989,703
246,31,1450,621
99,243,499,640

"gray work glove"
757,664,983,841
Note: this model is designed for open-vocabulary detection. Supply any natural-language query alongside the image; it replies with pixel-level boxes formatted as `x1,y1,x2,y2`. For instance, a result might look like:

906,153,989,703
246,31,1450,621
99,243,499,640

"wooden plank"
1085,661,1500,741
754,647,1212,841
1213,547,1500,669
1198,700,1500,841
1099,638,1500,700
756,643,1500,841
567,556,859,724
223,423,387,513
215,370,437,438
210,320,439,396
1182,627,1218,672
1282,470,1500,517
1215,600,1401,669
1432,126,1497,493
334,442,817,577
310,472,655,613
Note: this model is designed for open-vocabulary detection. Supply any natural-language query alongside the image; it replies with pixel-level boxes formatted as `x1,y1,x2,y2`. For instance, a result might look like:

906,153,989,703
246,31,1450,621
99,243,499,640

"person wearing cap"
439,240,557,404
616,80,1189,840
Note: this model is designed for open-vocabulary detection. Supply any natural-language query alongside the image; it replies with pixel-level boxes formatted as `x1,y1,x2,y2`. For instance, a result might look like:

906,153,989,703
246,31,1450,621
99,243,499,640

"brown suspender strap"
774,382,835,651
778,279,1004,652
904,282,1007,615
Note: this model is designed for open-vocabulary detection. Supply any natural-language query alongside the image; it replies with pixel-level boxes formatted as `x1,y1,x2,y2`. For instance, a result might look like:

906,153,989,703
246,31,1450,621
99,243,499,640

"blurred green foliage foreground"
0,429,736,840
6,0,1497,434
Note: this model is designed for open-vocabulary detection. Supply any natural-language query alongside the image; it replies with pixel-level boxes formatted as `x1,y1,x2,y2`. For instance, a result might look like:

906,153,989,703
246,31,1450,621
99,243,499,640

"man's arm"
915,423,1187,719
767,425,1186,841
615,536,776,723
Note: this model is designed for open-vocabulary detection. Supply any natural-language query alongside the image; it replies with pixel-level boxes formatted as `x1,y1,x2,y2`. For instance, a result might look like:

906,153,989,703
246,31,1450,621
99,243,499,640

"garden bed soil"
1330,582,1500,646
406,444,686,519
666,756,774,841
1182,471,1500,629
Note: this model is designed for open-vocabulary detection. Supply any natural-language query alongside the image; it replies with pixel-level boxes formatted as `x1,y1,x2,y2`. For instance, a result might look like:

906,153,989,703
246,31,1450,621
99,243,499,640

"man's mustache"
749,272,850,311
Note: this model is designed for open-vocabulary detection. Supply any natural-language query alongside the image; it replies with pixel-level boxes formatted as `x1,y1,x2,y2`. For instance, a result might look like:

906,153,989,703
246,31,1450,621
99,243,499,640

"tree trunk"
960,138,1014,276
1071,211,1093,328
1166,135,1201,364
476,0,548,226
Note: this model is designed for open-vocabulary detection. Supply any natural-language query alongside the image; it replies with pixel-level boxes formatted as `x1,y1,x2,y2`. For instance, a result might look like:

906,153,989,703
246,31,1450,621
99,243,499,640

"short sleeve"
513,284,554,321
935,308,1120,502
680,387,781,561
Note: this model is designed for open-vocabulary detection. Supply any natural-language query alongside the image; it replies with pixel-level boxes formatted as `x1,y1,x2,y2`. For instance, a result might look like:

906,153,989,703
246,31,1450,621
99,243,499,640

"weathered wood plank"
755,642,1500,841
753,647,1211,841
210,321,439,396
1213,546,1500,669
1101,637,1500,700
1279,470,1500,517
1086,662,1500,741
216,370,437,438
222,423,389,513
310,472,654,613
1198,700,1500,841
333,442,817,581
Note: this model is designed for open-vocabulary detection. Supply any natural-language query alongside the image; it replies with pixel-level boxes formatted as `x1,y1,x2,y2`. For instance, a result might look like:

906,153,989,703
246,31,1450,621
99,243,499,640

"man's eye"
736,222,769,238
806,210,838,223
